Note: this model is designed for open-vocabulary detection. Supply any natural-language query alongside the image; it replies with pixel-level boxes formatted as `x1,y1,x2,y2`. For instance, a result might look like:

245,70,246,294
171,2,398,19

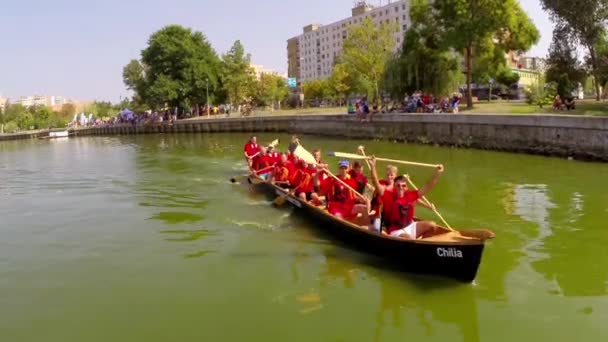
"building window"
395,6,398,12
403,14,407,20
403,24,408,31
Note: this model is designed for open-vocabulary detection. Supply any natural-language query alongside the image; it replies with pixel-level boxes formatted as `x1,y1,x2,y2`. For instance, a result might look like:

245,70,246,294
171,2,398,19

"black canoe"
246,174,495,283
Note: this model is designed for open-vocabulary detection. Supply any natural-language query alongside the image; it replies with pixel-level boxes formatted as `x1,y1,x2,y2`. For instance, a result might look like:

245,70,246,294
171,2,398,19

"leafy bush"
3,121,20,133
525,82,557,108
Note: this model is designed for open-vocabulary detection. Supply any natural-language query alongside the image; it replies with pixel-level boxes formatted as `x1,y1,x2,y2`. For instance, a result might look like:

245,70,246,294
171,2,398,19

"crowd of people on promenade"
67,103,258,129
244,135,446,240
349,92,462,122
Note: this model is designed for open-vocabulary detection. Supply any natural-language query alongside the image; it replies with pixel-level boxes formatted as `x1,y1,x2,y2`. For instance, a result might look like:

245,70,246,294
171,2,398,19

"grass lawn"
255,106,346,116
462,99,608,116
184,100,608,120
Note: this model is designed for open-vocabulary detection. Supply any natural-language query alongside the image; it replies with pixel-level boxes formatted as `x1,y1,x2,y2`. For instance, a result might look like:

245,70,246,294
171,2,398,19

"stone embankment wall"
3,114,608,161
0,129,50,141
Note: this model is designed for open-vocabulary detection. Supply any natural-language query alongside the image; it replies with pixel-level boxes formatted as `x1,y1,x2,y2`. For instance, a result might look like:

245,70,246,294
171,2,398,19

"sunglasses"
396,184,408,188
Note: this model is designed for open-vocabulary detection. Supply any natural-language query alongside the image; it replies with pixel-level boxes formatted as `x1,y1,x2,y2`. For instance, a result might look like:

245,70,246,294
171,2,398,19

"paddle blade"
294,145,317,165
327,151,369,160
459,229,496,241
268,139,280,148
273,195,288,206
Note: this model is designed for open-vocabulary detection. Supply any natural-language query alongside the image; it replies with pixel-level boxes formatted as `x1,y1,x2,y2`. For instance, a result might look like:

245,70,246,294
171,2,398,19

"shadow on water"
150,212,205,224
160,228,216,242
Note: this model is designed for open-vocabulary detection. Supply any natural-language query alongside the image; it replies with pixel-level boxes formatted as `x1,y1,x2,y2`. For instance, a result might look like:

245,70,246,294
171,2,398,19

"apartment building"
251,64,287,80
0,96,7,111
12,95,71,108
287,1,411,84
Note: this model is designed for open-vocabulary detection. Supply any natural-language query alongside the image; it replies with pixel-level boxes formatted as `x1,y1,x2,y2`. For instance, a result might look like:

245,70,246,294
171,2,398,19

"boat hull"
250,177,487,283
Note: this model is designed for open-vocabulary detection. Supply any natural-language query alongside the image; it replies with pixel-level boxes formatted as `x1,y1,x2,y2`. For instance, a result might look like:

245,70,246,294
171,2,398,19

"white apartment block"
251,64,287,80
0,96,7,111
287,0,411,84
13,95,71,108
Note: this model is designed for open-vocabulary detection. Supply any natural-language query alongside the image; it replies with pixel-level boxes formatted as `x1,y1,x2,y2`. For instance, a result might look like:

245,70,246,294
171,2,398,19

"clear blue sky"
0,0,552,102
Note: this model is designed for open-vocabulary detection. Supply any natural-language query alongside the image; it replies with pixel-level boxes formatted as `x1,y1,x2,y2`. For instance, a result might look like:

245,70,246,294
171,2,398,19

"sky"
0,0,553,102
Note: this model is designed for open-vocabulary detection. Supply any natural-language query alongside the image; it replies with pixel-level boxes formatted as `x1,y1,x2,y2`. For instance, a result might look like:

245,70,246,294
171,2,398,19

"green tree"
221,40,256,106
496,67,520,87
340,17,397,104
123,25,221,111
541,0,608,100
433,0,540,108
545,24,587,98
60,103,76,119
4,103,26,123
302,79,331,106
328,63,353,105
0,106,5,134
28,105,54,128
385,0,462,98
253,74,289,110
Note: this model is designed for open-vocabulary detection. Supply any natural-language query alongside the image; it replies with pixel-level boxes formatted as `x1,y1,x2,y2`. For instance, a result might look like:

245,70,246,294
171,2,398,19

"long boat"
246,174,495,283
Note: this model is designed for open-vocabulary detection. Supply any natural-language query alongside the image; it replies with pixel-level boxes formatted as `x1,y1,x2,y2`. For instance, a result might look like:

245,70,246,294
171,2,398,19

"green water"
1,133,607,341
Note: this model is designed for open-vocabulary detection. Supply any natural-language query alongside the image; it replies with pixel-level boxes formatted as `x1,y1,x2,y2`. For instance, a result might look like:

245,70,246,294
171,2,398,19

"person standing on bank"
369,157,444,240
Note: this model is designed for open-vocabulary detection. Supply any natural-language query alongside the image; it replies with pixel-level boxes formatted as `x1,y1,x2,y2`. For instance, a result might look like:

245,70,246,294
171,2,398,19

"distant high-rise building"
0,96,7,111
12,95,74,108
286,0,411,85
250,64,287,80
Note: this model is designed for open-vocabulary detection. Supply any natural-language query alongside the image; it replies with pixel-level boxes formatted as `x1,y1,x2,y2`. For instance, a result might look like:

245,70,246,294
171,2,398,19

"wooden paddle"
273,182,305,206
293,145,367,203
403,174,454,231
327,151,440,169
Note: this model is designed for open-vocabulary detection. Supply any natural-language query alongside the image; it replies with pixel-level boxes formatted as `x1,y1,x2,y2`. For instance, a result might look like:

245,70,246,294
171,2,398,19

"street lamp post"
206,78,210,118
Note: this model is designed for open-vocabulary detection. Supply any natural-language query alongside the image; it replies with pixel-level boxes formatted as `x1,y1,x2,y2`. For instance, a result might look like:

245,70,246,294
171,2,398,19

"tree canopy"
340,17,398,104
384,0,462,98
433,0,539,107
221,40,257,106
545,23,587,98
123,25,221,111
541,0,608,100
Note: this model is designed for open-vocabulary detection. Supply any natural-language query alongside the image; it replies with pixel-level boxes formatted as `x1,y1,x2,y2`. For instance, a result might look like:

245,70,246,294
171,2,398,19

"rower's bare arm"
369,157,385,196
419,165,444,197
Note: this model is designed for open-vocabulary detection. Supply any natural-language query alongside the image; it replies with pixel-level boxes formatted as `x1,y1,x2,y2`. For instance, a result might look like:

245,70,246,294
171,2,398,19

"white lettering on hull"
437,247,463,258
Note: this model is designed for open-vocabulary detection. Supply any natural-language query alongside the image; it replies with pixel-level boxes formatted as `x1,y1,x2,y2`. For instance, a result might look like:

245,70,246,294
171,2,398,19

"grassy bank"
462,99,608,116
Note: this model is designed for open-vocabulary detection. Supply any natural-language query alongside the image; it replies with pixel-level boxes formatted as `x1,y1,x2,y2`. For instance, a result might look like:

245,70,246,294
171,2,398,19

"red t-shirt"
269,152,280,164
254,154,274,171
322,175,358,217
349,170,368,194
383,190,420,234
244,143,260,158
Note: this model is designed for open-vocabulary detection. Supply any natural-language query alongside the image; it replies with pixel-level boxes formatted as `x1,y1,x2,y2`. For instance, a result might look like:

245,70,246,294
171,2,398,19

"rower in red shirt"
243,136,260,170
267,146,281,164
348,161,369,194
318,160,370,225
253,147,275,179
291,162,316,201
312,149,329,187
270,153,294,187
369,157,444,239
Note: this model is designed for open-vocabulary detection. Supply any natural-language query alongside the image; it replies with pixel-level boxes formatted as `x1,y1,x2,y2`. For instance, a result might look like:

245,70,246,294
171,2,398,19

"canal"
1,133,607,341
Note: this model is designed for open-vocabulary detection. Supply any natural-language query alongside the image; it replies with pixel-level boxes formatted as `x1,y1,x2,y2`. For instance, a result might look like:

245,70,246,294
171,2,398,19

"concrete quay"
3,114,608,161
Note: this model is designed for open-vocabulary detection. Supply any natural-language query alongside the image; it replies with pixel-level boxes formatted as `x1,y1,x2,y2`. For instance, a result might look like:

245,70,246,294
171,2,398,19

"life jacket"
273,164,290,182
292,169,313,192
